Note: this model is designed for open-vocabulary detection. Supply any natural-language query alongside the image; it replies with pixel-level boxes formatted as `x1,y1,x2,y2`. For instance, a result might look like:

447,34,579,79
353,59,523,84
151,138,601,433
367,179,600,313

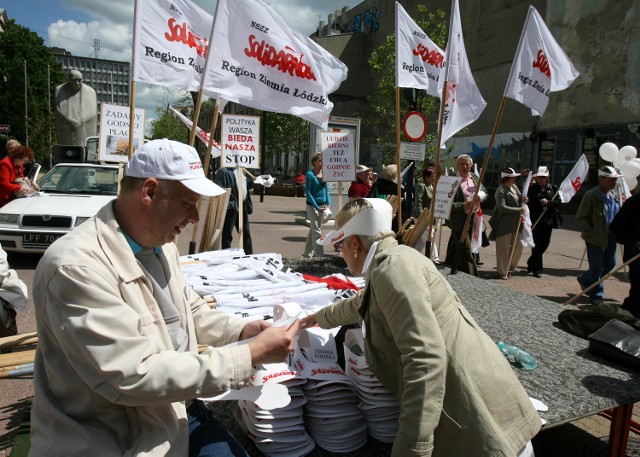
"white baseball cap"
533,166,549,177
356,164,371,174
125,138,225,197
317,198,392,246
598,166,623,178
500,167,521,178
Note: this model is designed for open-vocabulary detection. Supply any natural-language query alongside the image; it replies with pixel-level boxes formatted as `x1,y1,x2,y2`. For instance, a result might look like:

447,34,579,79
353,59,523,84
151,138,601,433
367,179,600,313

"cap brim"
181,178,226,197
317,198,392,246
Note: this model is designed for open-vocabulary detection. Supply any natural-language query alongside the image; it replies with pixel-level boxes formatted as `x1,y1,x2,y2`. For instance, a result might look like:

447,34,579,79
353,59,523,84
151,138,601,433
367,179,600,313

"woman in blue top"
304,152,330,257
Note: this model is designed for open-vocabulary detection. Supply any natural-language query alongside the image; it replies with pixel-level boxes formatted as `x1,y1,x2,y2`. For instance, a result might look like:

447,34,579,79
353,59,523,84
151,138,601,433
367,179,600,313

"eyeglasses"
333,239,345,253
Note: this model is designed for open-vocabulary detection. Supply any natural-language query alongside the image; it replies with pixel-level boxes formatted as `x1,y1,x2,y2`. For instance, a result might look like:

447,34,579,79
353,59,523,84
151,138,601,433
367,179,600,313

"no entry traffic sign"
402,111,427,142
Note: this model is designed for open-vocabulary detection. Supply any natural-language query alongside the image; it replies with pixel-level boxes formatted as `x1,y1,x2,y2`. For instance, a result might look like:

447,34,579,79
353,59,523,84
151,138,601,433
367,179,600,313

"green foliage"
365,6,447,165
0,19,66,163
262,111,309,160
149,90,194,143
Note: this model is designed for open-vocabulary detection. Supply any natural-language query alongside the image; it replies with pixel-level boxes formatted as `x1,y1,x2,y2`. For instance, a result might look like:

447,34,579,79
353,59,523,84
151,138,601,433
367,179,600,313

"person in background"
215,167,254,255
526,166,560,278
303,152,330,258
348,164,372,199
444,154,487,276
610,192,640,317
302,198,540,457
0,244,28,338
2,139,20,160
576,166,622,305
489,168,527,280
413,166,440,262
0,145,36,207
29,139,299,456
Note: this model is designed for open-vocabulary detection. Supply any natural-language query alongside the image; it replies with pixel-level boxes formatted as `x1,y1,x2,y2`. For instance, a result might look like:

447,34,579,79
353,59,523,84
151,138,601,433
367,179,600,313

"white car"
0,163,119,253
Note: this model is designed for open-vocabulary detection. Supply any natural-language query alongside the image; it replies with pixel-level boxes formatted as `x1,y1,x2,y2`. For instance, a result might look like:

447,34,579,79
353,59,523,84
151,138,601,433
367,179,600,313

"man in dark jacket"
610,192,640,316
215,167,254,254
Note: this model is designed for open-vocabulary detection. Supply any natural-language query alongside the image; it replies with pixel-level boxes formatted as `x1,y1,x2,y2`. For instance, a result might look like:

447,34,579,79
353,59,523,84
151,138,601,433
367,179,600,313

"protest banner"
320,132,355,182
98,103,145,162
220,114,261,169
433,176,461,220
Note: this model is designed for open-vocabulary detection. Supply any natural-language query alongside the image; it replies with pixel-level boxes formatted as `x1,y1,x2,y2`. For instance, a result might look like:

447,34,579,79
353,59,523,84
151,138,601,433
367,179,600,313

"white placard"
320,132,355,182
400,142,426,161
221,114,261,169
433,176,461,220
98,103,145,162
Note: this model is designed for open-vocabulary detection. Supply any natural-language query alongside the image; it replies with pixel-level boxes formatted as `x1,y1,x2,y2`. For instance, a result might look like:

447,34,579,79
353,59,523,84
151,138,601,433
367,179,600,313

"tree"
0,19,66,163
149,89,193,143
262,111,309,166
365,6,447,164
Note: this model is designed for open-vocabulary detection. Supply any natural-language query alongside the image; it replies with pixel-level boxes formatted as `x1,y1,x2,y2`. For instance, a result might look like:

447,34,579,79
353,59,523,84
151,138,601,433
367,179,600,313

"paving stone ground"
0,193,636,456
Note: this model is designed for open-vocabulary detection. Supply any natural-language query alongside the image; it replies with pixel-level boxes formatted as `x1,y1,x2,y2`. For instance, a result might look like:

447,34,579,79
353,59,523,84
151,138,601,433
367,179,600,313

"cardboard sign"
98,103,145,162
433,176,461,220
221,114,260,169
320,132,355,182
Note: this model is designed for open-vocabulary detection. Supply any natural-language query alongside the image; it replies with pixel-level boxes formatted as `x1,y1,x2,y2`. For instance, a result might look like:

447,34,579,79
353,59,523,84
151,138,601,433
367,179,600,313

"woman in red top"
0,145,35,207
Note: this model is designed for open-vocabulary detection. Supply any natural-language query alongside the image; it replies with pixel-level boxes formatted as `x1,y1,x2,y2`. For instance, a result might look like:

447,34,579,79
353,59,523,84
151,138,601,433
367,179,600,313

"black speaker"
52,144,86,164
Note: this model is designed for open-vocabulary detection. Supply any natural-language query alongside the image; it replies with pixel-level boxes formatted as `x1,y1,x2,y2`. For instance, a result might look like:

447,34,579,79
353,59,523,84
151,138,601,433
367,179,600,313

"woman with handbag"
489,168,527,280
526,166,561,278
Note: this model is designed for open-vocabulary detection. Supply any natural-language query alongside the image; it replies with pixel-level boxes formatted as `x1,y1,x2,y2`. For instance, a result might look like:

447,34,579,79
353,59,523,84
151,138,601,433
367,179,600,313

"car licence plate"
22,233,64,245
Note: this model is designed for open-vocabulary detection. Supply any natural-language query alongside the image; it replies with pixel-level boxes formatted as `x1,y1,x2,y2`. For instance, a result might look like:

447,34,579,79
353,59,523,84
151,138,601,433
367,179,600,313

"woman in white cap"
489,168,527,280
526,166,560,278
302,198,540,457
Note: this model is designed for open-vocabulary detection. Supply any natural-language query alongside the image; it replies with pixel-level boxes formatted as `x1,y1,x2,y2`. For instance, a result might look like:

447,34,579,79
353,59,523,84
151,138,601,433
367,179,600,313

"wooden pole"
189,90,204,146
450,96,507,274
531,190,560,231
190,103,221,253
395,86,402,229
127,81,136,158
565,251,640,305
424,71,450,259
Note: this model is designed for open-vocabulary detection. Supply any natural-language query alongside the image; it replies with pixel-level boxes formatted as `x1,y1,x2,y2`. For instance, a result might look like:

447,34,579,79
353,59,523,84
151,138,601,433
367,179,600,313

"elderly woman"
444,154,487,276
303,152,330,258
0,145,36,207
489,168,527,280
526,166,560,278
302,198,540,457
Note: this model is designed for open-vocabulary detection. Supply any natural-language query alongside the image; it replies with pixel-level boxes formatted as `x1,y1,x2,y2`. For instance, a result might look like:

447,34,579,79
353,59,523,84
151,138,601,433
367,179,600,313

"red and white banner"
558,154,589,203
395,2,444,96
438,0,486,149
201,0,347,129
169,106,221,158
504,6,580,116
132,0,212,91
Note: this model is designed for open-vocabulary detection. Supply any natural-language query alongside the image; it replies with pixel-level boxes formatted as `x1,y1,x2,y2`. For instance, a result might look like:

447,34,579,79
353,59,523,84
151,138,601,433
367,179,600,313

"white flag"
395,2,444,96
202,0,347,129
520,171,535,248
504,6,580,116
168,106,221,158
558,154,589,203
438,0,487,149
132,0,212,91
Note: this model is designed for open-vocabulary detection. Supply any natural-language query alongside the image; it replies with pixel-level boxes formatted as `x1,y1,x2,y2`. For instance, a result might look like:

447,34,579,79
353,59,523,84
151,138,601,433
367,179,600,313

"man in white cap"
30,139,300,456
348,164,372,199
575,165,623,305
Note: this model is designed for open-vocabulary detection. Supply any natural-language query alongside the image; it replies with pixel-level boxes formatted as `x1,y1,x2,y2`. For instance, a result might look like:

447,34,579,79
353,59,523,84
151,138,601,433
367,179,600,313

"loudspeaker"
52,144,86,164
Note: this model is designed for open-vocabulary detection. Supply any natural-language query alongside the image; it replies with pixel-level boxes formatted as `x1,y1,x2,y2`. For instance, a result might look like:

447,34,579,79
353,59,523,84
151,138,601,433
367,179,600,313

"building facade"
314,0,640,190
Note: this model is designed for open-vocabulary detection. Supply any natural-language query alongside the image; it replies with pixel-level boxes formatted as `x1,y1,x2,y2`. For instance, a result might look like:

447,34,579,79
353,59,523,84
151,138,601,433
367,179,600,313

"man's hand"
239,320,271,340
247,320,301,365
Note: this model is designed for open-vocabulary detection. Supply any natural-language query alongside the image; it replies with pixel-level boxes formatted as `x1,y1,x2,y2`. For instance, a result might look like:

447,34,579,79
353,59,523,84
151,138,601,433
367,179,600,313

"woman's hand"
300,314,317,330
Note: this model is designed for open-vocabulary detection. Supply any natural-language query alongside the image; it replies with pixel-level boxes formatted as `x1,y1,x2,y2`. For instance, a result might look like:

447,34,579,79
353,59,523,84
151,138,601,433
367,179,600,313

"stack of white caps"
344,328,399,443
294,329,368,453
235,362,315,456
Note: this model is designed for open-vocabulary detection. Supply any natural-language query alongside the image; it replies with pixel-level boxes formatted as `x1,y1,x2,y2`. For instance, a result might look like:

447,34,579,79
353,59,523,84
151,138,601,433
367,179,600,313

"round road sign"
403,111,427,142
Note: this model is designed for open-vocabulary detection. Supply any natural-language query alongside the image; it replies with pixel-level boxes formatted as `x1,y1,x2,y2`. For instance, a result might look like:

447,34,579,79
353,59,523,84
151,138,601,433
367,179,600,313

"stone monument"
55,70,97,146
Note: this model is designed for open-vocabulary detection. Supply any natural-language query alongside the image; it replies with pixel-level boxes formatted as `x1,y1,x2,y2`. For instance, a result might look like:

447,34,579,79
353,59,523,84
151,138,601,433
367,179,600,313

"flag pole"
531,189,560,230
565,251,640,305
189,90,205,146
395,86,402,229
127,81,136,159
424,77,448,260
449,95,507,274
190,102,222,253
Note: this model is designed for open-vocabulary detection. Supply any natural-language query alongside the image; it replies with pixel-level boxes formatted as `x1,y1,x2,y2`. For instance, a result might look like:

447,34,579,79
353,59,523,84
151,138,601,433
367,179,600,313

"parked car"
0,163,119,253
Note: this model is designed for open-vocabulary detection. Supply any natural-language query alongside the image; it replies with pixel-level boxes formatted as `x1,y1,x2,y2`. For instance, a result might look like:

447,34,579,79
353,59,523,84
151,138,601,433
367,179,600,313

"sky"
2,0,363,125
